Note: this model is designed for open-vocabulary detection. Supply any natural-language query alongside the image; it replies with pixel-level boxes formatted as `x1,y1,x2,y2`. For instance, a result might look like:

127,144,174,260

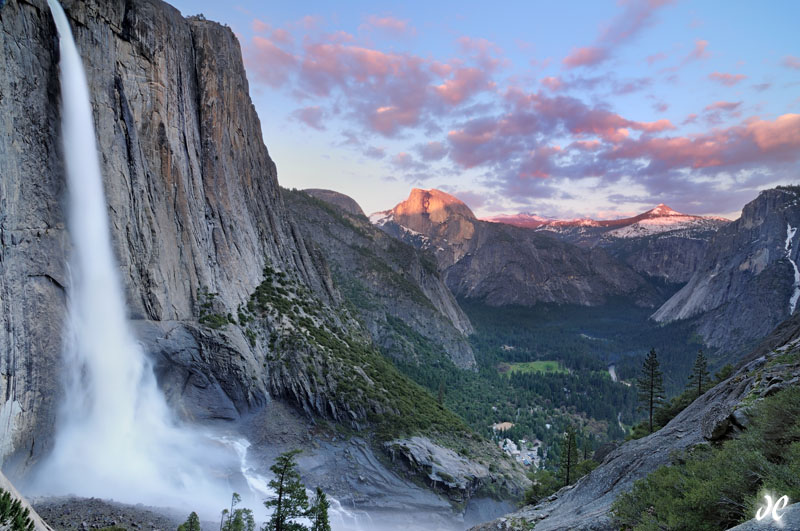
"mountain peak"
395,188,476,223
646,204,684,217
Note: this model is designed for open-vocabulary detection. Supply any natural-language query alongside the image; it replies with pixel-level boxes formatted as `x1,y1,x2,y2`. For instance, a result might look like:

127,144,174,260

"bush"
612,386,800,530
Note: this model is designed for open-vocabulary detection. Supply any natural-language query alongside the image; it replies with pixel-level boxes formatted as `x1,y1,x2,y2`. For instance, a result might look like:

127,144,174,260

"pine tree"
687,349,711,398
308,487,332,531
558,426,579,486
223,509,255,531
178,512,201,531
437,378,446,405
637,348,665,434
264,450,310,531
0,489,35,531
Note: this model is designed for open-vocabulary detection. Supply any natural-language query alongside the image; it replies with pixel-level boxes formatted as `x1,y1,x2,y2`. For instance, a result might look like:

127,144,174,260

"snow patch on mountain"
606,216,723,238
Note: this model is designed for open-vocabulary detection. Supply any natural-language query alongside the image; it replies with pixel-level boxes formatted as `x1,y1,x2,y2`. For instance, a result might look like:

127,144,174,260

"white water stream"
785,224,799,314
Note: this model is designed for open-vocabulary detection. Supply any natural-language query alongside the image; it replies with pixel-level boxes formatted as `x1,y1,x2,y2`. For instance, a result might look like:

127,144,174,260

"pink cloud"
783,55,800,70
246,36,297,88
562,0,674,69
647,52,667,65
570,139,602,151
606,113,800,170
291,106,325,130
271,28,292,45
361,15,416,36
747,114,800,150
541,76,564,91
563,46,609,69
435,67,493,105
704,101,741,112
252,19,270,34
686,39,710,62
708,72,747,86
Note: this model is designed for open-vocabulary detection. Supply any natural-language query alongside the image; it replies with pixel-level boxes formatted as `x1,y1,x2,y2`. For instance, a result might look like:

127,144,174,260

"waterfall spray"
37,0,235,513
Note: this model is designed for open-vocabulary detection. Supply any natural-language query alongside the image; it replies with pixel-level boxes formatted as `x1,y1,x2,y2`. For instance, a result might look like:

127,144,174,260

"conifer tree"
637,348,665,434
687,349,711,398
264,450,309,531
558,426,579,486
0,489,34,531
308,487,332,531
178,512,201,531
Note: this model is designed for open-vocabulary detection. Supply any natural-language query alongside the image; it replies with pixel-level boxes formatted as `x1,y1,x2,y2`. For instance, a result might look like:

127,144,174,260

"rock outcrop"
470,310,800,530
727,502,800,531
286,189,475,368
372,189,661,307
653,187,800,353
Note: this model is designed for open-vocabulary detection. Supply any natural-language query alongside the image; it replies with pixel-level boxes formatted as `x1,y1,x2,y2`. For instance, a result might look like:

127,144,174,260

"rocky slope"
653,187,800,354
287,189,475,368
489,205,729,283
372,189,661,307
0,0,527,511
472,309,800,530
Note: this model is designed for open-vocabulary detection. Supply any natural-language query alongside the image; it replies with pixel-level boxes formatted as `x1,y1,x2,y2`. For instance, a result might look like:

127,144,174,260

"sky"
167,0,800,220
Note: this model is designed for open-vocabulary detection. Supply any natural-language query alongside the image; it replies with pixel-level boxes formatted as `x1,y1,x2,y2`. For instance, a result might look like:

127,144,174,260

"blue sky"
168,0,800,219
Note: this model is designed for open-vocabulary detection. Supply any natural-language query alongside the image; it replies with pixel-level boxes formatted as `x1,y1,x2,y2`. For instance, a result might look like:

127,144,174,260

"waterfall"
36,0,235,514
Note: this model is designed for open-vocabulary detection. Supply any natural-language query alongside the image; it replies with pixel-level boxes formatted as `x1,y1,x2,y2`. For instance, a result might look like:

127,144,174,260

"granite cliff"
654,187,800,354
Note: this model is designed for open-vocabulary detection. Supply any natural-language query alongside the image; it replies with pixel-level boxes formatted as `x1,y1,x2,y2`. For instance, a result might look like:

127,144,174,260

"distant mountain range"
371,186,800,356
371,188,663,308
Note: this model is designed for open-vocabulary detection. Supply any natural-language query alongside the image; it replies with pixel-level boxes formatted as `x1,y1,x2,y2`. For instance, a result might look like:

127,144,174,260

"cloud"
563,47,609,69
291,106,326,130
703,100,742,124
363,146,386,159
361,15,416,37
541,76,564,91
685,39,710,63
416,141,448,161
646,52,667,65
562,0,674,69
246,36,297,88
783,55,800,70
435,67,494,105
708,72,747,86
391,152,426,171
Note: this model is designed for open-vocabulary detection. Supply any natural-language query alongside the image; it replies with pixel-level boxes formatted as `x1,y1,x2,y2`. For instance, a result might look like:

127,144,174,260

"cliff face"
653,188,800,353
373,189,661,308
287,189,475,368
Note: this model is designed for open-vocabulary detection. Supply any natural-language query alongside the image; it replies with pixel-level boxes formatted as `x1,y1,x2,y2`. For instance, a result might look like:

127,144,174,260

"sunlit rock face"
654,187,800,354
